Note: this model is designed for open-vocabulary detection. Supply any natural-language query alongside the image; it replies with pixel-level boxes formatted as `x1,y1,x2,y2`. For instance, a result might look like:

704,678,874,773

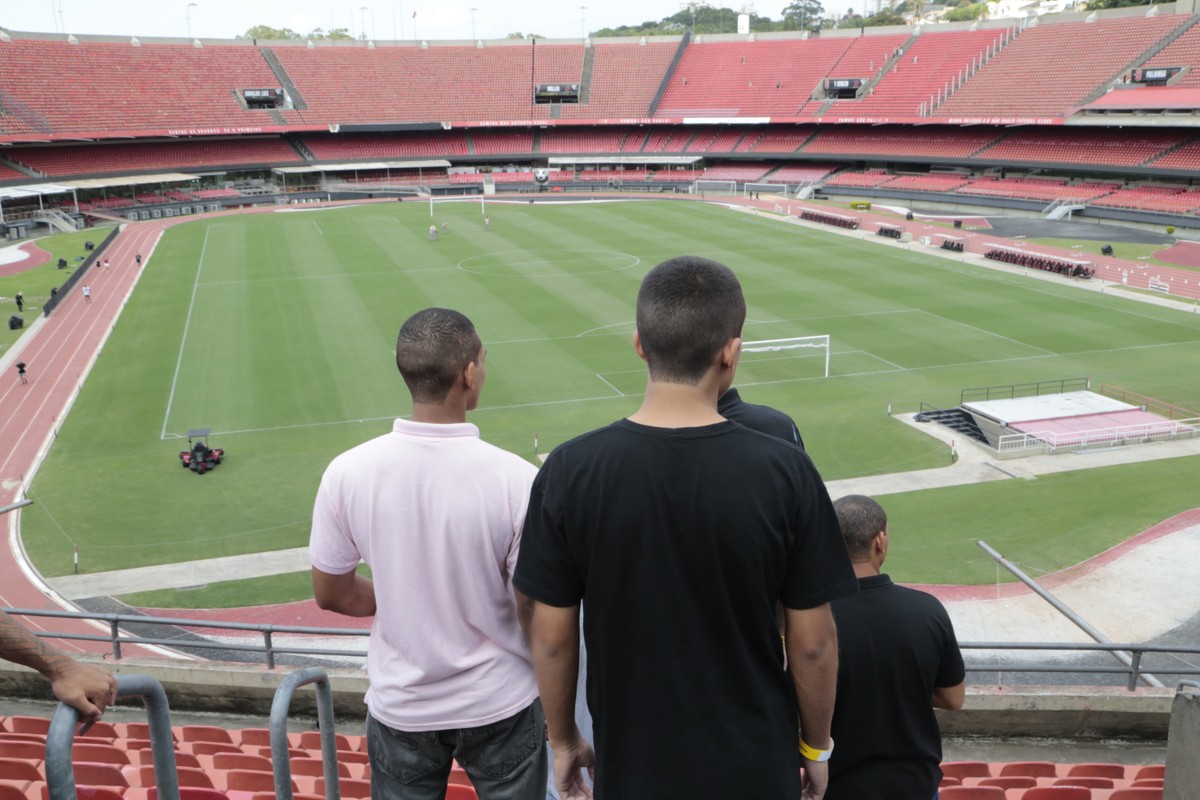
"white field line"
160,228,210,440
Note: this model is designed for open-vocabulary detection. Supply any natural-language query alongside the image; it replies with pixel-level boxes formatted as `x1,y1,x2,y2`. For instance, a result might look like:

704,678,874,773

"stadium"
2,0,1200,797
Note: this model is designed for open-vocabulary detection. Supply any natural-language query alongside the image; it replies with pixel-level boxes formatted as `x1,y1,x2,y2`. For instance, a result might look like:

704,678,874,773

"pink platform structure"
962,383,1200,454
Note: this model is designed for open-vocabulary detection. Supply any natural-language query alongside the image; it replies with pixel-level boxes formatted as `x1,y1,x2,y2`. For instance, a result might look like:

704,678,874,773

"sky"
0,1,858,43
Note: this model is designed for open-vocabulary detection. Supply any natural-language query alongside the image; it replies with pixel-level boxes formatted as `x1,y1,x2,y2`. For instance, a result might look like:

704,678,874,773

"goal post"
741,335,830,379
744,182,789,198
693,179,737,196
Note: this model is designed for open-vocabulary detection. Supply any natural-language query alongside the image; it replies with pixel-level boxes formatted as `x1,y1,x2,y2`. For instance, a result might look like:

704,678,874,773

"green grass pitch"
19,200,1200,603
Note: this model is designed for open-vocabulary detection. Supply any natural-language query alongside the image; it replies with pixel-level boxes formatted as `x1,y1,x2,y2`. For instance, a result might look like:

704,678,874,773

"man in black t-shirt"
515,256,857,800
718,386,805,450
827,495,965,800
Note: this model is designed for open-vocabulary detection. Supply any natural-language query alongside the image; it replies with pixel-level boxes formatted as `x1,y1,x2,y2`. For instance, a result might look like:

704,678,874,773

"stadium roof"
0,183,76,200
59,173,198,190
1081,87,1200,112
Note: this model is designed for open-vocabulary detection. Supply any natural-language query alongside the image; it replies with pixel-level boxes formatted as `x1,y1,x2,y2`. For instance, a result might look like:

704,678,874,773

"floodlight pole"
470,7,478,40
186,2,197,40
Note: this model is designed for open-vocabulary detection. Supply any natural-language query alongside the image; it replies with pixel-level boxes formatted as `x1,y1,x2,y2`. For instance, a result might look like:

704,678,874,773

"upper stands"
849,29,1011,117
269,42,584,124
934,14,1189,119
1142,22,1200,87
814,32,911,115
657,38,855,116
559,42,678,119
0,40,283,135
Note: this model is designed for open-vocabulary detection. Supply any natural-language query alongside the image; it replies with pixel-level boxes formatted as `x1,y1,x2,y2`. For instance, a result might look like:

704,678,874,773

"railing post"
1128,650,1144,691
46,675,180,800
111,619,122,661
264,629,276,670
270,668,340,800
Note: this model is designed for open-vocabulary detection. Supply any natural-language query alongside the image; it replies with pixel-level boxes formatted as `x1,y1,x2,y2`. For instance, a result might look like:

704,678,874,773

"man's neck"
852,561,881,579
409,402,468,425
628,379,726,429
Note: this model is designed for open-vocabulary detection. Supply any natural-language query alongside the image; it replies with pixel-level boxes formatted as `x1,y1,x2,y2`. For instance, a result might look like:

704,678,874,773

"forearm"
312,569,376,617
932,682,966,711
528,603,583,747
0,610,70,677
785,605,839,749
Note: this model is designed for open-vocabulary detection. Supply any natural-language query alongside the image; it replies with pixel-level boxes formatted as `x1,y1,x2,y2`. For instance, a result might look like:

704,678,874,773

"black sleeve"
934,602,967,688
780,457,858,610
513,452,584,608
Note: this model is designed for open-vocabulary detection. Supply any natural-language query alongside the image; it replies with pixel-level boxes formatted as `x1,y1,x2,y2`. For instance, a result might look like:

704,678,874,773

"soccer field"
19,199,1200,596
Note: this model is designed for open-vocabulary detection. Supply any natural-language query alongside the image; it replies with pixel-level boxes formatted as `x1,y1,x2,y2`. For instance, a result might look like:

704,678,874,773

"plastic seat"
0,742,43,761
1055,776,1113,789
1018,788,1091,800
1130,778,1164,789
446,786,478,800
1106,790,1164,800
943,762,994,781
219,770,292,795
72,744,130,766
291,731,352,752
0,734,46,745
179,726,235,745
126,750,201,770
121,765,214,789
146,790,232,800
79,722,120,741
198,753,272,773
1068,764,1126,780
187,742,244,758
0,784,28,800
40,787,126,800
1133,766,1164,781
976,777,1037,790
68,763,128,788
0,757,43,782
998,762,1060,779
448,767,473,786
316,778,369,799
233,729,271,749
5,718,50,737
938,788,1006,799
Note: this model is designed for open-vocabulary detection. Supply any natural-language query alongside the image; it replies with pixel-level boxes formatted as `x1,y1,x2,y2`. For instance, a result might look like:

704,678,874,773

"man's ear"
720,337,742,370
462,359,478,391
632,330,648,362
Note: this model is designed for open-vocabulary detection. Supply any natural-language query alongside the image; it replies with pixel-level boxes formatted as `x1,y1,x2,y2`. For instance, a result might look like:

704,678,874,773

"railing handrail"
997,417,1199,451
7,606,1200,690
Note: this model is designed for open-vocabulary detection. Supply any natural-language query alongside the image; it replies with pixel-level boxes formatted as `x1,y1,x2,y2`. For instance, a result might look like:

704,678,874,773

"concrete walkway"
46,424,1200,642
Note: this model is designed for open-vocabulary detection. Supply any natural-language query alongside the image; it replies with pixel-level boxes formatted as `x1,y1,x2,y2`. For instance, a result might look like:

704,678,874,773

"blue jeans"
368,700,548,800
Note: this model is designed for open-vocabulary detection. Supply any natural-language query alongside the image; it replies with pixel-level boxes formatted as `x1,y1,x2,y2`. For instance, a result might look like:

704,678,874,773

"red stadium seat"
998,762,1060,779
1105,789,1164,800
446,785,478,800
939,787,1006,799
1018,788,1091,800
943,762,994,781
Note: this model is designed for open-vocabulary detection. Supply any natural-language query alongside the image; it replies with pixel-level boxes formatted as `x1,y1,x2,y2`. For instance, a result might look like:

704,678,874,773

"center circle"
457,249,640,277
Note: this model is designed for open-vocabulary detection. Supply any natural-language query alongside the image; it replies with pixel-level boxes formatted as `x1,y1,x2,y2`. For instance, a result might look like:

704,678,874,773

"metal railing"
997,417,1200,452
961,377,1089,405
8,606,1200,692
4,606,368,669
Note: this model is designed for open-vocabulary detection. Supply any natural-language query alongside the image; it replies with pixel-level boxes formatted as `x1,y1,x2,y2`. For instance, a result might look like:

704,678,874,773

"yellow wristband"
799,738,834,762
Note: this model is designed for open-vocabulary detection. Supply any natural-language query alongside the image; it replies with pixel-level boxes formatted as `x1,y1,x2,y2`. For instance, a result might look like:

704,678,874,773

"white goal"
741,335,830,379
693,180,737,196
744,182,789,198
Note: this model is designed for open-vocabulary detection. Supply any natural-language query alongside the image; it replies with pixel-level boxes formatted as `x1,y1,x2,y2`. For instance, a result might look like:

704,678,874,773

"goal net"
740,335,830,379
693,180,737,196
744,182,789,198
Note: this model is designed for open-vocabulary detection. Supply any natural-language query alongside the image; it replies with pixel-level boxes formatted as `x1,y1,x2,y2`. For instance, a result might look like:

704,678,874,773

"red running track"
1,221,167,655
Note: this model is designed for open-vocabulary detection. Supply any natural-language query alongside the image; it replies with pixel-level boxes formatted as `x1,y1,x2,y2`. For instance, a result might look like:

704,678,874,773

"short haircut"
833,494,888,561
395,308,481,403
635,256,746,384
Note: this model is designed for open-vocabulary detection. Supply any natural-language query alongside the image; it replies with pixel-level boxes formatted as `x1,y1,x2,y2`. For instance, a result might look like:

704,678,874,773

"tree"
242,25,301,41
1086,0,1154,8
782,0,825,30
943,2,987,21
307,27,353,40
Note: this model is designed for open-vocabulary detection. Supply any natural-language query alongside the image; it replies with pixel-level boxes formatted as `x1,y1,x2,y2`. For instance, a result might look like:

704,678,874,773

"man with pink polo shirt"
310,307,546,800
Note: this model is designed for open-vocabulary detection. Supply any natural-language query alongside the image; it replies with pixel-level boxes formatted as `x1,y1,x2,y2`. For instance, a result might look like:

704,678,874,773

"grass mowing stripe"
18,201,1200,599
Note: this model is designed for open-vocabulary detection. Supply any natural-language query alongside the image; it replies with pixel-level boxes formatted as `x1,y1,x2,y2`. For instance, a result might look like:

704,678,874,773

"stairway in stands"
914,407,991,446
